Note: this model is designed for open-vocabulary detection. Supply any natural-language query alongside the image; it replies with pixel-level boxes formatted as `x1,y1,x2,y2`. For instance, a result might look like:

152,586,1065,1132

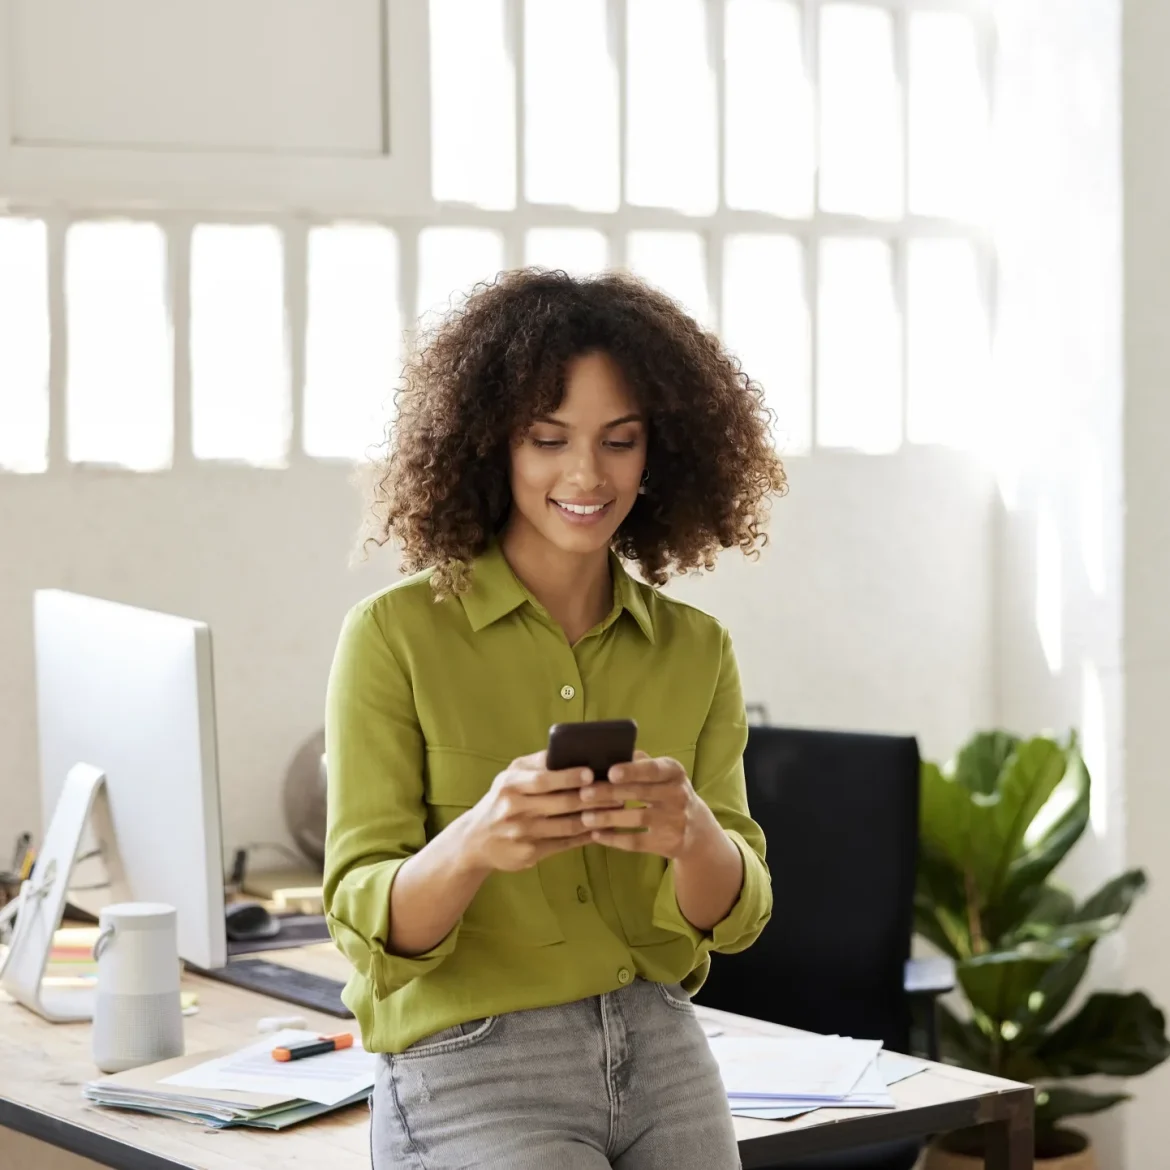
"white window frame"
0,0,995,474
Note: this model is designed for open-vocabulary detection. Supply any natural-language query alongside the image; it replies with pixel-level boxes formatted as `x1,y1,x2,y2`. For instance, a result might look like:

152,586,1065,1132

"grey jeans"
371,977,740,1169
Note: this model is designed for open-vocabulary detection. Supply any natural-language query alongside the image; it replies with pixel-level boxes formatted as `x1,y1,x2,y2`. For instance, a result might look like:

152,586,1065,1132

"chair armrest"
904,955,955,997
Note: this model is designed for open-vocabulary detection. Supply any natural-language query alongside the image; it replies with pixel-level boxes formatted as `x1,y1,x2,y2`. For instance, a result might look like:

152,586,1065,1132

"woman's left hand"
578,751,719,859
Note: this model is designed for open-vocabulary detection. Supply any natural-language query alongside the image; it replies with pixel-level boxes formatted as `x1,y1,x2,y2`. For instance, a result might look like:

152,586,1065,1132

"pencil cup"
92,902,184,1073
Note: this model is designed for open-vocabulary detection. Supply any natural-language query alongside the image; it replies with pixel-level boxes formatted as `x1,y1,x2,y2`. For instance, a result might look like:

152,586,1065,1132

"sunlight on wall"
1035,501,1063,675
1081,657,1108,837
1078,424,1107,597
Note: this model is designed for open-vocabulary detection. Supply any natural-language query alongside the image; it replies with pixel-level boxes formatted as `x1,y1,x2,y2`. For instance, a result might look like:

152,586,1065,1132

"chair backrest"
695,725,920,1053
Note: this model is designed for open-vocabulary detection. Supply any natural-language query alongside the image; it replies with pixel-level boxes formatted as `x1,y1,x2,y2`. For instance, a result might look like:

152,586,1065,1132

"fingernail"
581,769,593,785
608,766,622,782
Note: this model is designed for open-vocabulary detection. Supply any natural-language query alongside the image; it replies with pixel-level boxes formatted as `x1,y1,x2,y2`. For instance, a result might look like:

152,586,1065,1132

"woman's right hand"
463,752,621,873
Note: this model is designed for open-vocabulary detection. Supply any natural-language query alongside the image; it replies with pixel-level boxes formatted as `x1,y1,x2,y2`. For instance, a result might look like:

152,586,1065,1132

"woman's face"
508,351,647,558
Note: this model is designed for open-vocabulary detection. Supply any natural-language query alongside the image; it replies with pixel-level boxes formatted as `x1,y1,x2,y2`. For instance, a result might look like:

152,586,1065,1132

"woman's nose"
565,451,604,490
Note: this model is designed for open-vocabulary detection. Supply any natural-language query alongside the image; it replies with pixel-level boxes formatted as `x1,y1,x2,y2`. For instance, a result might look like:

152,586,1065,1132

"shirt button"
617,967,632,985
560,684,576,701
576,886,590,904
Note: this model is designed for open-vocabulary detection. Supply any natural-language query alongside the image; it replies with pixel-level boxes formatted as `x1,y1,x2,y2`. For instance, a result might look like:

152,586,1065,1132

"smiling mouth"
549,499,615,524
552,500,611,516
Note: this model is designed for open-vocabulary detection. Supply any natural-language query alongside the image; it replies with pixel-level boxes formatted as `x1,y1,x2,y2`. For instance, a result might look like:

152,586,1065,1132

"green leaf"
953,731,1021,796
914,899,962,960
1008,915,1118,951
1032,992,1170,1078
984,738,1071,905
1077,869,1147,922
1024,884,1076,926
1034,1086,1130,1128
919,760,980,881
915,849,970,958
957,943,1071,1024
921,738,1069,912
1003,952,1091,1056
999,750,1090,920
938,1002,994,1073
986,881,1076,948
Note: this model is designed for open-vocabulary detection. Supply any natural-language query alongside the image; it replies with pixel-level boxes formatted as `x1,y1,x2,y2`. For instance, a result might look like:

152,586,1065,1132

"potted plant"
915,730,1170,1168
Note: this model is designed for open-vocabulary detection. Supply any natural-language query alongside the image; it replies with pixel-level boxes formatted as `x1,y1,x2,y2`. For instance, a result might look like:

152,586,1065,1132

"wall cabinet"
0,0,432,213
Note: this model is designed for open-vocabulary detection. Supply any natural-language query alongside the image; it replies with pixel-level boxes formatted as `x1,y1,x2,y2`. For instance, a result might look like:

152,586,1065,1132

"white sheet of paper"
711,1036,882,1100
161,1030,376,1106
731,1105,812,1120
730,1047,933,1119
877,1050,930,1084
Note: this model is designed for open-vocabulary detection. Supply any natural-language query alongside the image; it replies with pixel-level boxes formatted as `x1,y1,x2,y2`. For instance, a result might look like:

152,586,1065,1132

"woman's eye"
531,437,565,449
606,440,638,450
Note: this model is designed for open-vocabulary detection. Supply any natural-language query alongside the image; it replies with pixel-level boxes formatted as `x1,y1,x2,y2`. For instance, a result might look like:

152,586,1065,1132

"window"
304,225,400,459
524,0,618,211
66,220,172,470
418,228,506,328
2,0,990,473
190,224,288,466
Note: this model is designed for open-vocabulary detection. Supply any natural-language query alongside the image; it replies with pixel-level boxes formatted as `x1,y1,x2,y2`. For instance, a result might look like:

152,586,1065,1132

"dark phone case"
547,719,638,782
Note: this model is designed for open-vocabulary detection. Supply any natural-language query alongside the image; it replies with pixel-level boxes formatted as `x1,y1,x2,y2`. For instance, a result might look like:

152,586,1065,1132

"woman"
324,268,787,1169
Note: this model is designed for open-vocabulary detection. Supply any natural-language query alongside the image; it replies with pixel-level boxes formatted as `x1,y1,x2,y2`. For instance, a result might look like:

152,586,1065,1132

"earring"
638,469,650,496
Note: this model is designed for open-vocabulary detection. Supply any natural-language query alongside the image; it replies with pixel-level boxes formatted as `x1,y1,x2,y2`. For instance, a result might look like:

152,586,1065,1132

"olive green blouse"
323,541,772,1054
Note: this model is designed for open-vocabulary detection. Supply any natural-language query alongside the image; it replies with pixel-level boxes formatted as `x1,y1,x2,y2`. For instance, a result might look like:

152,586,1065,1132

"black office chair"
695,725,951,1170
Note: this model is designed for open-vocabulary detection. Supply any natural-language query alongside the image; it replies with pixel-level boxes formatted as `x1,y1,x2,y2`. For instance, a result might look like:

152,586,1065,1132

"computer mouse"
224,901,282,942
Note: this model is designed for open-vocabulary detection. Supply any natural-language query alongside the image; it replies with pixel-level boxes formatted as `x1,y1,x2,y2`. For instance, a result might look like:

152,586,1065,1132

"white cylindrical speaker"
92,902,184,1074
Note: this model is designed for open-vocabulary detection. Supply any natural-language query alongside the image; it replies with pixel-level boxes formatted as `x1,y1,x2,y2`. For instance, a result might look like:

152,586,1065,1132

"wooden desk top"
0,945,1035,1170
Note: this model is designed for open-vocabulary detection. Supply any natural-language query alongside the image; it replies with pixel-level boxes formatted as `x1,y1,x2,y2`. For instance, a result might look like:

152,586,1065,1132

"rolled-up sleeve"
651,626,772,955
323,603,460,1000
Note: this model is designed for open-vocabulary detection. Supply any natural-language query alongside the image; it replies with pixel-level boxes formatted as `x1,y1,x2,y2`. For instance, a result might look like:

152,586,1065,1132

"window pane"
67,221,171,470
525,228,609,276
525,0,618,211
820,4,901,218
430,0,515,209
0,218,49,473
818,238,900,452
627,0,716,214
723,235,810,453
305,225,400,460
908,240,987,446
417,227,505,327
725,0,813,217
627,231,709,326
191,225,288,465
909,13,988,218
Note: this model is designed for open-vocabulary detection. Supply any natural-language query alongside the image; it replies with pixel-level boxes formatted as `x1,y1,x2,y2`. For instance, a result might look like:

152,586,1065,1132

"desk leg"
983,1089,1035,1170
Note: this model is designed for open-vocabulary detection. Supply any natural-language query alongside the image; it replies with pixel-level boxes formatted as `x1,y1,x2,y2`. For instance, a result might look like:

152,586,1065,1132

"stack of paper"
84,1030,376,1130
706,1034,929,1121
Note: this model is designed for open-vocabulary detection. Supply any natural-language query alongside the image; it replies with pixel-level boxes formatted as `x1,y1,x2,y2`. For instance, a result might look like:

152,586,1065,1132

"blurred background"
0,0,1162,1163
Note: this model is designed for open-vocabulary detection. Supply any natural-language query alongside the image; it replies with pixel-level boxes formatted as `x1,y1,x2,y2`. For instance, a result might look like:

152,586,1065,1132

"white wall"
0,448,995,859
990,0,1127,1162
1123,0,1170,1160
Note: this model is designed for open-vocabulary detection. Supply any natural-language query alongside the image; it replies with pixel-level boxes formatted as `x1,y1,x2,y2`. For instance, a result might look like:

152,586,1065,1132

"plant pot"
923,1128,1097,1170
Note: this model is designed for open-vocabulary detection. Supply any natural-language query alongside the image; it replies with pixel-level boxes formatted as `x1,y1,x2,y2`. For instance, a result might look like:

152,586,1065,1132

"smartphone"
546,719,638,783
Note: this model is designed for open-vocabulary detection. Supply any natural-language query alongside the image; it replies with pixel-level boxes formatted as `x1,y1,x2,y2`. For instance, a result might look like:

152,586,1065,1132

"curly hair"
362,267,788,598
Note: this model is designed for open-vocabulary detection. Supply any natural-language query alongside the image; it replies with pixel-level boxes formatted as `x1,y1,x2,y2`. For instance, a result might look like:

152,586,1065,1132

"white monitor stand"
0,763,130,1022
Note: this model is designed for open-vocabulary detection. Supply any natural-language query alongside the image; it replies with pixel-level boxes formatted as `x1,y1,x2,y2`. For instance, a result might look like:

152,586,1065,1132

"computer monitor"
33,590,227,971
31,590,349,1018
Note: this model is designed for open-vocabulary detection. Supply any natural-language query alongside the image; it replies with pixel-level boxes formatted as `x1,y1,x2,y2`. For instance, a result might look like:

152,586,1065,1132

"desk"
0,945,1034,1170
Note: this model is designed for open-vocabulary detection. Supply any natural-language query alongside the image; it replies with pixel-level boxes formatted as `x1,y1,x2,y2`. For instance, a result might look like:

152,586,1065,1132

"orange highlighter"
272,1033,354,1062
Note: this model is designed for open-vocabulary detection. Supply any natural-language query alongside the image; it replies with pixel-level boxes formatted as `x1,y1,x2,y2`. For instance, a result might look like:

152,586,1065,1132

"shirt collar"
459,541,528,632
610,552,655,643
459,542,656,643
